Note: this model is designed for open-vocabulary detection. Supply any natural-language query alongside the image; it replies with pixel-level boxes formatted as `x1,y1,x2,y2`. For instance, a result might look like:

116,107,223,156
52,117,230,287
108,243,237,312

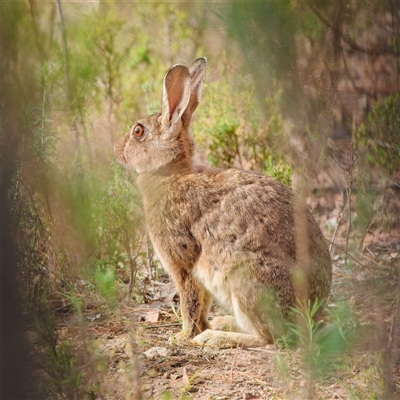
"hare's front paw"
171,327,202,343
192,330,268,349
170,329,191,344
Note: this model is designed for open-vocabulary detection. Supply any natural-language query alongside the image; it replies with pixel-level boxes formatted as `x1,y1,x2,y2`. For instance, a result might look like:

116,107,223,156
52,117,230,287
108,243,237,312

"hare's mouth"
114,137,128,165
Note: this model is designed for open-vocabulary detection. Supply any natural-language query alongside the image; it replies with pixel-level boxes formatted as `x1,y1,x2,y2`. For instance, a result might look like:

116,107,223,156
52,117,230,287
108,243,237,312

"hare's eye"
132,124,144,139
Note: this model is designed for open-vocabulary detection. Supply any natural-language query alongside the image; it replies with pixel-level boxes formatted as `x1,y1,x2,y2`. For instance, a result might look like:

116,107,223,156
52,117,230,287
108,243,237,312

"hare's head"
114,58,207,173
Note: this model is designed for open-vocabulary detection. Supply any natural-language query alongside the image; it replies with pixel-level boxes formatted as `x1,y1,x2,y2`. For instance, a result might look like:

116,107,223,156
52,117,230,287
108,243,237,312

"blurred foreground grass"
1,1,399,398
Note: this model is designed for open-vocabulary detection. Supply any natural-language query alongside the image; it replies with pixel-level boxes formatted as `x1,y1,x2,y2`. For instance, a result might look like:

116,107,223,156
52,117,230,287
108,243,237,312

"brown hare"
114,58,332,348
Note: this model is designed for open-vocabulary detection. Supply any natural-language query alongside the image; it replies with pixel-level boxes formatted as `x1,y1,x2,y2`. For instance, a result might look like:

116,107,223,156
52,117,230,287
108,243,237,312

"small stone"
143,347,171,360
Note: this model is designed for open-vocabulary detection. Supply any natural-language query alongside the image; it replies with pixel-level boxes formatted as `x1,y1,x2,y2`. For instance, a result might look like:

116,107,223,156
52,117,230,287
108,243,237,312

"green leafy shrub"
356,94,400,175
275,299,359,397
192,62,292,185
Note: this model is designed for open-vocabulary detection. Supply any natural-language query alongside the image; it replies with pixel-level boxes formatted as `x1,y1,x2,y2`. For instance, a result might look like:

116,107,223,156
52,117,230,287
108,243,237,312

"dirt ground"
53,190,400,399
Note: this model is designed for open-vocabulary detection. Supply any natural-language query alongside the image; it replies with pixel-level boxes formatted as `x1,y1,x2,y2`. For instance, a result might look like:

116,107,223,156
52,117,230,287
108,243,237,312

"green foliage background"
2,1,399,398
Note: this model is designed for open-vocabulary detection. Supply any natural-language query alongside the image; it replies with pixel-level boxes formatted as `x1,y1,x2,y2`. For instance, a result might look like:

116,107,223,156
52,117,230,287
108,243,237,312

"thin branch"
140,323,181,329
327,239,368,271
341,43,372,97
344,142,357,266
327,239,393,272
146,231,154,280
329,195,348,257
236,370,270,386
344,187,352,266
125,234,145,302
308,2,400,56
390,179,400,189
27,0,45,60
358,215,376,253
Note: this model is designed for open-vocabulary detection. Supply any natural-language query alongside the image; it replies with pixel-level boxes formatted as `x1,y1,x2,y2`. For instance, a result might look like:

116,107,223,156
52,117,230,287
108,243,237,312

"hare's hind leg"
192,296,273,348
210,316,241,332
192,329,267,349
192,257,294,348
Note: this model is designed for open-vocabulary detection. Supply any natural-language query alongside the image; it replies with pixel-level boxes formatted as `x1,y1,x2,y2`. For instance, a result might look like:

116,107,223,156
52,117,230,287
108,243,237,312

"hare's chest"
147,216,201,273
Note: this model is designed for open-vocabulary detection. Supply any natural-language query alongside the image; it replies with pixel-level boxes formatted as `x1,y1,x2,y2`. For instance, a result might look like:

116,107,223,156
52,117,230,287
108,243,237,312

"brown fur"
114,58,332,348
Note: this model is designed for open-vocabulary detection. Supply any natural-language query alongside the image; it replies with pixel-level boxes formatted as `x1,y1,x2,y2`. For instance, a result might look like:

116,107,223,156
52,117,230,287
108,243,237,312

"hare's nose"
114,136,128,164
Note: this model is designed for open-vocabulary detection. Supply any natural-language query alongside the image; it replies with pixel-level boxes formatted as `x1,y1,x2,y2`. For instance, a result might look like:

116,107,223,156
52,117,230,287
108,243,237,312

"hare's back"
188,168,331,301
189,168,329,264
192,168,297,257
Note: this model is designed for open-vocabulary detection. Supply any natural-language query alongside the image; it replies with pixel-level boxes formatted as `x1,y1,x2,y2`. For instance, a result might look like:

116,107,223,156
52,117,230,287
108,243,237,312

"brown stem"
344,185,352,266
329,195,348,257
125,234,145,302
27,0,45,60
146,231,154,281
344,142,356,266
53,0,71,102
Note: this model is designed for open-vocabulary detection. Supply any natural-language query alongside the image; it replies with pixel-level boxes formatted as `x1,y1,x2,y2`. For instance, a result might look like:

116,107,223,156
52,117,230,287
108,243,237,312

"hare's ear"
182,57,207,127
161,64,191,131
